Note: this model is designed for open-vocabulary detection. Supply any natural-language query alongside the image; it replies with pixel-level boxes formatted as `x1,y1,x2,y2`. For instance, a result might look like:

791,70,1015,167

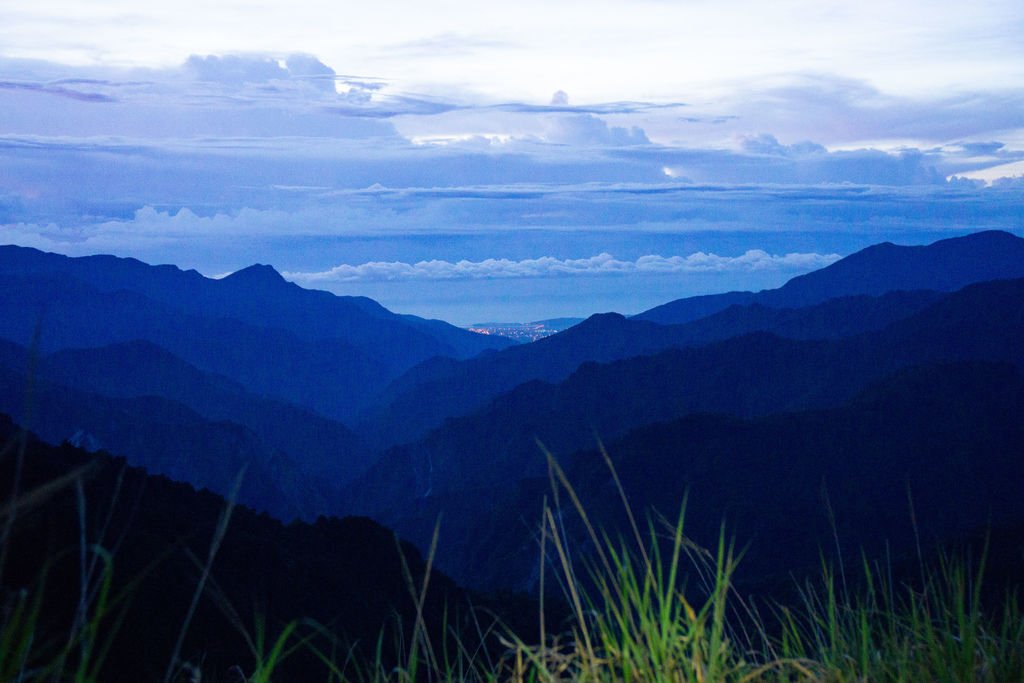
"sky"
1,1,1023,324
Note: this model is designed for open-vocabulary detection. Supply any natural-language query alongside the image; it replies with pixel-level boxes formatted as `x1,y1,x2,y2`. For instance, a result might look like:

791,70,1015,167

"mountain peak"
556,311,627,335
222,263,286,286
635,230,1024,325
580,312,627,325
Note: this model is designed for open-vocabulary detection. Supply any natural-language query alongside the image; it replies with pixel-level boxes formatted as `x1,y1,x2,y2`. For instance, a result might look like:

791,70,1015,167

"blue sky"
1,1,1023,323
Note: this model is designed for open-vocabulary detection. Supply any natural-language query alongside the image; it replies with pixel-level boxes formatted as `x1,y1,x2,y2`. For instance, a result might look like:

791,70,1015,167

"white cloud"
543,114,649,146
954,160,1024,184
4,179,1023,265
711,75,1024,149
182,53,345,95
3,0,1022,104
184,54,290,84
0,55,402,140
282,250,841,283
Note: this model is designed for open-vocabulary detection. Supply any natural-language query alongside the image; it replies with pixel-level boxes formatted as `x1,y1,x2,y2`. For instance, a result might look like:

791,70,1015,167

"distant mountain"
532,317,586,329
0,342,332,520
0,246,511,420
341,278,1024,587
363,230,1024,447
39,340,373,483
414,361,1024,591
635,229,1024,324
0,248,507,359
666,289,945,342
359,289,944,447
359,312,699,446
0,414,471,681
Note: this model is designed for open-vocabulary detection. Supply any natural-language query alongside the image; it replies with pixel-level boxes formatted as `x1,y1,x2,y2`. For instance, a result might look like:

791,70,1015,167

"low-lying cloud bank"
283,250,841,283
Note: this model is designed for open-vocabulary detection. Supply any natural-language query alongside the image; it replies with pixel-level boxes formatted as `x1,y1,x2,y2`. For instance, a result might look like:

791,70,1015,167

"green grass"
2,434,1022,682
772,553,1024,681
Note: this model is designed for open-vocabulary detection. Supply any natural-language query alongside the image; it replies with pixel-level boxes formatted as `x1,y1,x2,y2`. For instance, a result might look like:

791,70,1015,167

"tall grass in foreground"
489,451,1024,682
299,451,1024,682
774,555,1024,681
2,432,1022,681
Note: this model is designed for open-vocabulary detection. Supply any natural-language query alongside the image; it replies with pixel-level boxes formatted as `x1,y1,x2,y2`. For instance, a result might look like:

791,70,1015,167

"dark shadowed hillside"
342,278,1024,588
366,361,1024,591
0,337,378,519
360,289,944,447
37,340,373,484
0,414,472,681
0,357,325,520
546,361,1024,591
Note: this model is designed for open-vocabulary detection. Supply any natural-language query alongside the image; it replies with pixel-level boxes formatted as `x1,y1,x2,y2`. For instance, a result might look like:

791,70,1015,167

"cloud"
0,79,116,103
2,52,1021,323
379,33,519,58
283,250,841,283
543,114,649,146
0,55,406,139
739,134,825,156
324,95,459,118
184,54,291,84
183,53,344,95
4,56,1021,176
1,56,1022,252
992,175,1024,188
955,141,1006,156
716,74,1024,148
633,141,946,185
490,101,687,115
4,177,1023,265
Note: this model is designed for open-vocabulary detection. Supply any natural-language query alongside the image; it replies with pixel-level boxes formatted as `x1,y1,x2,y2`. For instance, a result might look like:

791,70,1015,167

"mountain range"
356,231,1024,449
370,360,1024,591
0,246,510,422
340,277,1024,587
2,229,1023,594
634,229,1024,324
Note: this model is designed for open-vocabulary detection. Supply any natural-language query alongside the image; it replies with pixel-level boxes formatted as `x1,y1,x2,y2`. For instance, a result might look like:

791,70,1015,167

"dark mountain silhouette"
667,289,944,342
359,289,944,447
7,233,1024,602
357,312,696,446
36,340,373,485
0,246,511,420
361,230,1024,450
341,278,1024,588
0,272,388,420
0,414,476,681
426,361,1024,591
635,229,1024,324
633,290,759,326
0,248,507,359
0,345,333,520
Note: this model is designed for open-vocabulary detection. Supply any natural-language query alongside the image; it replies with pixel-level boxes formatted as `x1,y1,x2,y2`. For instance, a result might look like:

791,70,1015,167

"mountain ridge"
0,245,512,420
358,289,947,447
460,360,1024,590
341,277,1024,587
358,230,1024,447
635,229,1024,324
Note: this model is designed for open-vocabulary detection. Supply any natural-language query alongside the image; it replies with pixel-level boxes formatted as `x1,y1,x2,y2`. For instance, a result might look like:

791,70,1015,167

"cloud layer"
4,0,1021,105
284,250,842,283
1,52,1022,322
